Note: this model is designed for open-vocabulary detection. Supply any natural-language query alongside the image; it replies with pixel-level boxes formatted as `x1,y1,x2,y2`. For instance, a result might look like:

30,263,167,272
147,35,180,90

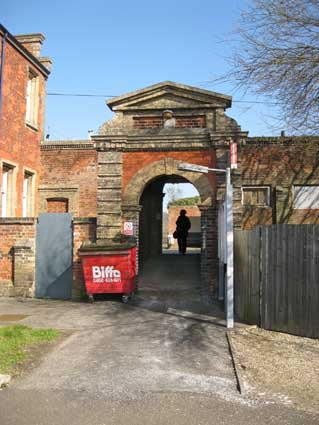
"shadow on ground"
129,253,226,328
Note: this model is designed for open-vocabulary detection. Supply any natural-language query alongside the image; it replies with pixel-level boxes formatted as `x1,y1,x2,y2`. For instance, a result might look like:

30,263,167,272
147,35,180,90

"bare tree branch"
220,0,319,134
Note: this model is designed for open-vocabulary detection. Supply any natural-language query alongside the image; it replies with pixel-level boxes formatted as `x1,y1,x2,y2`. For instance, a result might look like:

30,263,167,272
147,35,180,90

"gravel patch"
229,326,319,414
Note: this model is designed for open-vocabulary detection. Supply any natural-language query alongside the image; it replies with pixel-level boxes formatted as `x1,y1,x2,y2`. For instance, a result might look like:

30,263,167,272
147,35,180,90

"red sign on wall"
230,142,238,169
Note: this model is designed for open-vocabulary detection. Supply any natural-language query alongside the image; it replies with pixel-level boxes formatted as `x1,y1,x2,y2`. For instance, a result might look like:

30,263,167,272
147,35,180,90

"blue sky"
2,0,281,141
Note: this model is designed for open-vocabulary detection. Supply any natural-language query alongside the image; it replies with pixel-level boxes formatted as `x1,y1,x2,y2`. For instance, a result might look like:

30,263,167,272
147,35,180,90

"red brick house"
0,25,51,296
0,24,51,217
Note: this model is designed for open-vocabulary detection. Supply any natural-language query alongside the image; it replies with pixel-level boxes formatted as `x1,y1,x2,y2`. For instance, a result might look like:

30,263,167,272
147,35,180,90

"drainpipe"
0,31,7,128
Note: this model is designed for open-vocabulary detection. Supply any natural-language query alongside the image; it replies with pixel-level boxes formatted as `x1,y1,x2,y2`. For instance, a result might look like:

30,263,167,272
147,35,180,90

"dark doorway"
139,179,164,264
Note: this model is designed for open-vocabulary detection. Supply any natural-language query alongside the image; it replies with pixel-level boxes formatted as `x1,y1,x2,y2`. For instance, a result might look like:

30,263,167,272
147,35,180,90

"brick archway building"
90,82,247,293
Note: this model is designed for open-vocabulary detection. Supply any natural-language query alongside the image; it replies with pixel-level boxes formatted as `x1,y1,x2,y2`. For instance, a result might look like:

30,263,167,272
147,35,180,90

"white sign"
123,221,134,236
92,266,121,283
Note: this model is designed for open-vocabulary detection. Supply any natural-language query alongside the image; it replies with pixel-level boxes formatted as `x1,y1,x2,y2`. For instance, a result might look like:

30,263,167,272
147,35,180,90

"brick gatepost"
199,204,219,300
95,150,123,244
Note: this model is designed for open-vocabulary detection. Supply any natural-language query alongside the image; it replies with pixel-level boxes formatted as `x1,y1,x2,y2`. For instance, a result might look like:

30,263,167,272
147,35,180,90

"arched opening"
121,158,216,302
137,175,205,304
139,175,201,264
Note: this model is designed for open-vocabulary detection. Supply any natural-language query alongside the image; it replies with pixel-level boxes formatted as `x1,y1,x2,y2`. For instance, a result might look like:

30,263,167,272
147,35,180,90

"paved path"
0,254,318,424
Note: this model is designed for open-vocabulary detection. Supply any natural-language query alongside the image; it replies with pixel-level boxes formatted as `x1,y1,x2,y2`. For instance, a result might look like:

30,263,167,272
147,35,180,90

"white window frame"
293,185,319,209
1,168,8,217
1,162,16,217
25,68,39,129
22,170,35,217
241,186,271,206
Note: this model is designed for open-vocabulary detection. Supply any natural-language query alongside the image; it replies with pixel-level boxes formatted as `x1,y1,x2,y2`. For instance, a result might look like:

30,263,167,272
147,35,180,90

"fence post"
258,226,263,327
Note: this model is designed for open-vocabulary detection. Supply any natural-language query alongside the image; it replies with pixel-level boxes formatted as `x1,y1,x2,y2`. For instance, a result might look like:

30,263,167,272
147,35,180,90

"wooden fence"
234,225,319,338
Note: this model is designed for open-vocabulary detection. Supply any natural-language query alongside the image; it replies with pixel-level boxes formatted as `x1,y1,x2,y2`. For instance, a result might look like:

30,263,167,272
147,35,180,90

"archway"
138,174,201,263
121,158,215,294
122,158,213,207
122,158,213,263
135,173,208,304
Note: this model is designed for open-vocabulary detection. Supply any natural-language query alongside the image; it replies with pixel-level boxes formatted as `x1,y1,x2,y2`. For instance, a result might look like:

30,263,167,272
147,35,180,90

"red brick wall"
0,219,36,296
242,207,273,230
241,142,319,185
133,115,206,129
0,217,96,299
168,205,200,234
47,198,69,213
122,150,216,193
240,140,319,227
175,116,206,128
40,148,97,216
167,205,201,247
72,218,96,298
0,35,47,217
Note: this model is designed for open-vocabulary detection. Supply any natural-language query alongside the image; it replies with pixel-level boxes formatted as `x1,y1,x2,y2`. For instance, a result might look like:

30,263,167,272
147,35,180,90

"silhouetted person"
176,209,191,254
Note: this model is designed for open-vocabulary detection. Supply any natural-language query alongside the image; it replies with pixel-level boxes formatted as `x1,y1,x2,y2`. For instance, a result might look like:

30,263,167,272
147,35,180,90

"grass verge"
0,325,60,375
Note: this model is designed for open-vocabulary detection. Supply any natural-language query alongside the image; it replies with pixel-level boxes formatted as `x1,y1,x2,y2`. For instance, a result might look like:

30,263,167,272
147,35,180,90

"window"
242,186,270,206
1,164,15,217
22,171,34,217
294,186,319,209
26,69,39,128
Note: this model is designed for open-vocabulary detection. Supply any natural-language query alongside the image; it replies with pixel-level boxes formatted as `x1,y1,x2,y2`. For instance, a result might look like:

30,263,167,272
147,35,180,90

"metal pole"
226,167,234,328
218,203,225,300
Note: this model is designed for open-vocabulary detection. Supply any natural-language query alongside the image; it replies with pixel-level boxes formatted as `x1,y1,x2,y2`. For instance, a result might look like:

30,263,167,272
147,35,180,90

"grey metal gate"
36,213,73,300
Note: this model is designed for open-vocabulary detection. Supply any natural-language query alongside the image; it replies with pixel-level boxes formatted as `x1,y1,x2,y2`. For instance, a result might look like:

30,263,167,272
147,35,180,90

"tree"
167,196,200,208
224,0,319,133
164,184,183,204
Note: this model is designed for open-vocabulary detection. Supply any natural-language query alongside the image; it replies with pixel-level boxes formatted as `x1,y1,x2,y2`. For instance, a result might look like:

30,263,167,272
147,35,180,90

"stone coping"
0,218,36,225
0,217,97,225
73,217,97,224
95,128,211,137
107,80,232,111
41,140,93,150
247,136,319,145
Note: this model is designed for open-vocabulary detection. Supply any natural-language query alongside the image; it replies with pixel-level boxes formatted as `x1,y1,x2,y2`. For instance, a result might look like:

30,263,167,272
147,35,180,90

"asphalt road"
0,254,318,424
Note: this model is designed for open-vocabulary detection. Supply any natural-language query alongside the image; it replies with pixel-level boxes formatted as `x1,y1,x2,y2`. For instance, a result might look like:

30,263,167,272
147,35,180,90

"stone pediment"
107,81,232,112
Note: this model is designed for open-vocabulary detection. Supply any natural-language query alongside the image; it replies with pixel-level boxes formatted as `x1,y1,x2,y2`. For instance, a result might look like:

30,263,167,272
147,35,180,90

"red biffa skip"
80,247,137,303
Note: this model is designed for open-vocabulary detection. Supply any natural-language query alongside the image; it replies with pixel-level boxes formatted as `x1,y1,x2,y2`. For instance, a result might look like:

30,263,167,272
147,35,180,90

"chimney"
39,57,53,71
15,33,45,58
